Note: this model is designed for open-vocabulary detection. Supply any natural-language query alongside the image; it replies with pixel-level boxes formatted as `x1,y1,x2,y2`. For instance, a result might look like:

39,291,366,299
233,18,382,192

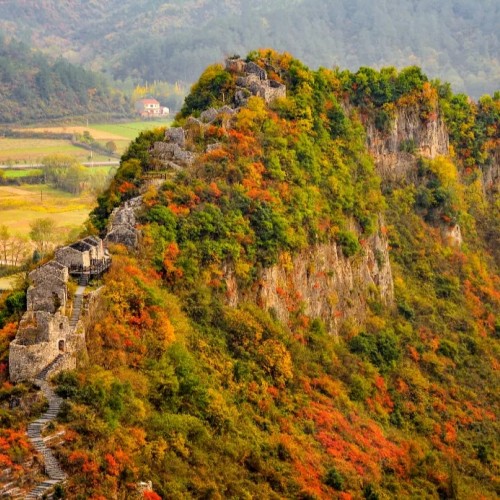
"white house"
134,98,169,117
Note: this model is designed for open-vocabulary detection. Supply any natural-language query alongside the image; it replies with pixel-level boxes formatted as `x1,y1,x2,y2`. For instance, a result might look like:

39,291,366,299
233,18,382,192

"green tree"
29,218,57,255
105,141,117,154
0,224,10,264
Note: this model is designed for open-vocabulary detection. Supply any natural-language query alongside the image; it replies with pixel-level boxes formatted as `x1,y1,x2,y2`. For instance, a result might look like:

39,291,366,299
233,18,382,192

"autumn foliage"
0,50,498,499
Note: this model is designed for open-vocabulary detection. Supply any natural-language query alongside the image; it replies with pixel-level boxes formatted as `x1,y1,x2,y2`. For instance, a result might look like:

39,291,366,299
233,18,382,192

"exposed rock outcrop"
440,223,463,247
226,227,393,336
482,146,500,196
105,196,143,249
225,57,286,105
367,106,449,181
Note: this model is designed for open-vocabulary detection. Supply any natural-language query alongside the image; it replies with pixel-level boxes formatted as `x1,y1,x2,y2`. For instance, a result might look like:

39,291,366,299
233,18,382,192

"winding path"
24,283,87,499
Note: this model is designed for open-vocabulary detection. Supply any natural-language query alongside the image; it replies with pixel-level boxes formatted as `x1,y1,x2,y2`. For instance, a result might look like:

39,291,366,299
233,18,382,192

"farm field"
0,273,23,291
0,138,111,164
0,119,166,247
0,184,94,238
3,168,43,178
89,120,171,140
13,120,171,156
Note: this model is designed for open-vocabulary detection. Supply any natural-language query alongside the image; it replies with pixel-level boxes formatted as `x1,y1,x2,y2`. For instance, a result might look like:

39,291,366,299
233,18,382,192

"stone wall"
150,141,196,168
27,262,68,314
9,312,72,382
9,236,108,383
55,246,90,268
83,236,105,260
226,57,286,105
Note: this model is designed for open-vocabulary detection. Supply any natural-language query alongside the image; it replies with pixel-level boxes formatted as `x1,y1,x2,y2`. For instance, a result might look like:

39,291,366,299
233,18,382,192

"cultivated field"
3,168,43,178
0,119,168,249
2,120,171,166
83,121,171,140
0,138,96,164
0,184,94,237
0,273,24,291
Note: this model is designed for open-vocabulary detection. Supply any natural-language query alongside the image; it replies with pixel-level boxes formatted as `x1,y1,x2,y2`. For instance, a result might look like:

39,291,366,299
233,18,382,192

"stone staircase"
25,378,66,499
34,355,64,383
69,285,86,329
22,283,88,498
78,273,89,287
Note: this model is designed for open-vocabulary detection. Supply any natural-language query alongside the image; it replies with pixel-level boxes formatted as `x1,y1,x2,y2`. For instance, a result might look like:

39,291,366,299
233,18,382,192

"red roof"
138,98,160,105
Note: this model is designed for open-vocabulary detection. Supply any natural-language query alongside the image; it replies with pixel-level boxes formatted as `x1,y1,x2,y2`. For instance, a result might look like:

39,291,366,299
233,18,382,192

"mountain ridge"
0,51,499,498
0,0,498,97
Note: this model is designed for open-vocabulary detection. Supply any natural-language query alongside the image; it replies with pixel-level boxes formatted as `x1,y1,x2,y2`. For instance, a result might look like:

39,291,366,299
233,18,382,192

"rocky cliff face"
482,146,500,196
226,226,393,336
222,105,450,333
366,105,449,181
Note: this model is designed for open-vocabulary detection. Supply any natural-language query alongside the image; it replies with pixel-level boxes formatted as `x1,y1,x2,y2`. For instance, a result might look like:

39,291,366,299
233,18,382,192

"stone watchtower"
9,262,74,382
8,235,110,383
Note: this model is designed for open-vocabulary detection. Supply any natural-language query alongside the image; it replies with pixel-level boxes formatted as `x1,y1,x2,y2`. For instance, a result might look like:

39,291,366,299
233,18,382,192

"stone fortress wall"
9,236,110,383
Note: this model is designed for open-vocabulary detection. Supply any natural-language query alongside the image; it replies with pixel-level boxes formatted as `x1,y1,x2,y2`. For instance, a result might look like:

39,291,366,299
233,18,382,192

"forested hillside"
0,36,129,123
0,51,499,498
0,0,498,98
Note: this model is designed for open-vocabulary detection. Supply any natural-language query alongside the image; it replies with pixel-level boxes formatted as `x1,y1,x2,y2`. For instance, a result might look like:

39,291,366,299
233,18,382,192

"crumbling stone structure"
55,235,110,274
150,127,196,170
55,241,92,269
27,261,68,314
149,60,285,172
225,57,286,105
9,264,75,383
105,196,143,249
9,236,109,383
9,311,73,383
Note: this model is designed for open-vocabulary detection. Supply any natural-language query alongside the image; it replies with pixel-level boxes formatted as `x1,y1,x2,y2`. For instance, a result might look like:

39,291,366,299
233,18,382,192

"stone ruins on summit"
149,57,287,172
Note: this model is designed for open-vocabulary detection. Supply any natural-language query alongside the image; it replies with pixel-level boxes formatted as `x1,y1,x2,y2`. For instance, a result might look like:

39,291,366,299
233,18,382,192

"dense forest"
0,36,129,123
0,0,498,98
1,51,498,498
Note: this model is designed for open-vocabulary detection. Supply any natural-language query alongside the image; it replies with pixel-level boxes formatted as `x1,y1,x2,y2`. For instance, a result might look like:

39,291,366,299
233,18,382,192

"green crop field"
2,168,43,178
0,138,111,164
10,119,171,160
1,165,115,180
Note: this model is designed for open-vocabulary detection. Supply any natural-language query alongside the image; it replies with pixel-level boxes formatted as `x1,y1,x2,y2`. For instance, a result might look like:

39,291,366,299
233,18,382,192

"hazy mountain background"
0,36,128,123
0,0,498,98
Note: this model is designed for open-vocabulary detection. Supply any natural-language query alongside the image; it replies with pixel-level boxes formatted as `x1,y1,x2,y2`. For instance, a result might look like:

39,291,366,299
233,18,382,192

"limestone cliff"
366,105,449,181
482,146,500,196
225,225,393,336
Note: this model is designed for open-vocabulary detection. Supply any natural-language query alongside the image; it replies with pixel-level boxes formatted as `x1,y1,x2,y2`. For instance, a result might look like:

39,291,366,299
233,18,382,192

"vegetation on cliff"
0,50,499,498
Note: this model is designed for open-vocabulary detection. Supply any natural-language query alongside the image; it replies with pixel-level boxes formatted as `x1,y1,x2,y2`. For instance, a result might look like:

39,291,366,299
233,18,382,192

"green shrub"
337,230,361,257
324,467,344,490
349,330,401,370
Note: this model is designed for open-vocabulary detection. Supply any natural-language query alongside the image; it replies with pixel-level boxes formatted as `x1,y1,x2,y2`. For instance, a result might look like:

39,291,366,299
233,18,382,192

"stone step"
27,368,69,497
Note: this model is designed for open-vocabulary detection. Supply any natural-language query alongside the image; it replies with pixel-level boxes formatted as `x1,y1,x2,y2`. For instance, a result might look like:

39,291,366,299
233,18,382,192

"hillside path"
24,283,87,498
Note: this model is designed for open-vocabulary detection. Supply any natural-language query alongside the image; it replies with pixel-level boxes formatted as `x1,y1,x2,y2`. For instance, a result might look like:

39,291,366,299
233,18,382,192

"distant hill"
0,0,498,98
0,36,130,123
